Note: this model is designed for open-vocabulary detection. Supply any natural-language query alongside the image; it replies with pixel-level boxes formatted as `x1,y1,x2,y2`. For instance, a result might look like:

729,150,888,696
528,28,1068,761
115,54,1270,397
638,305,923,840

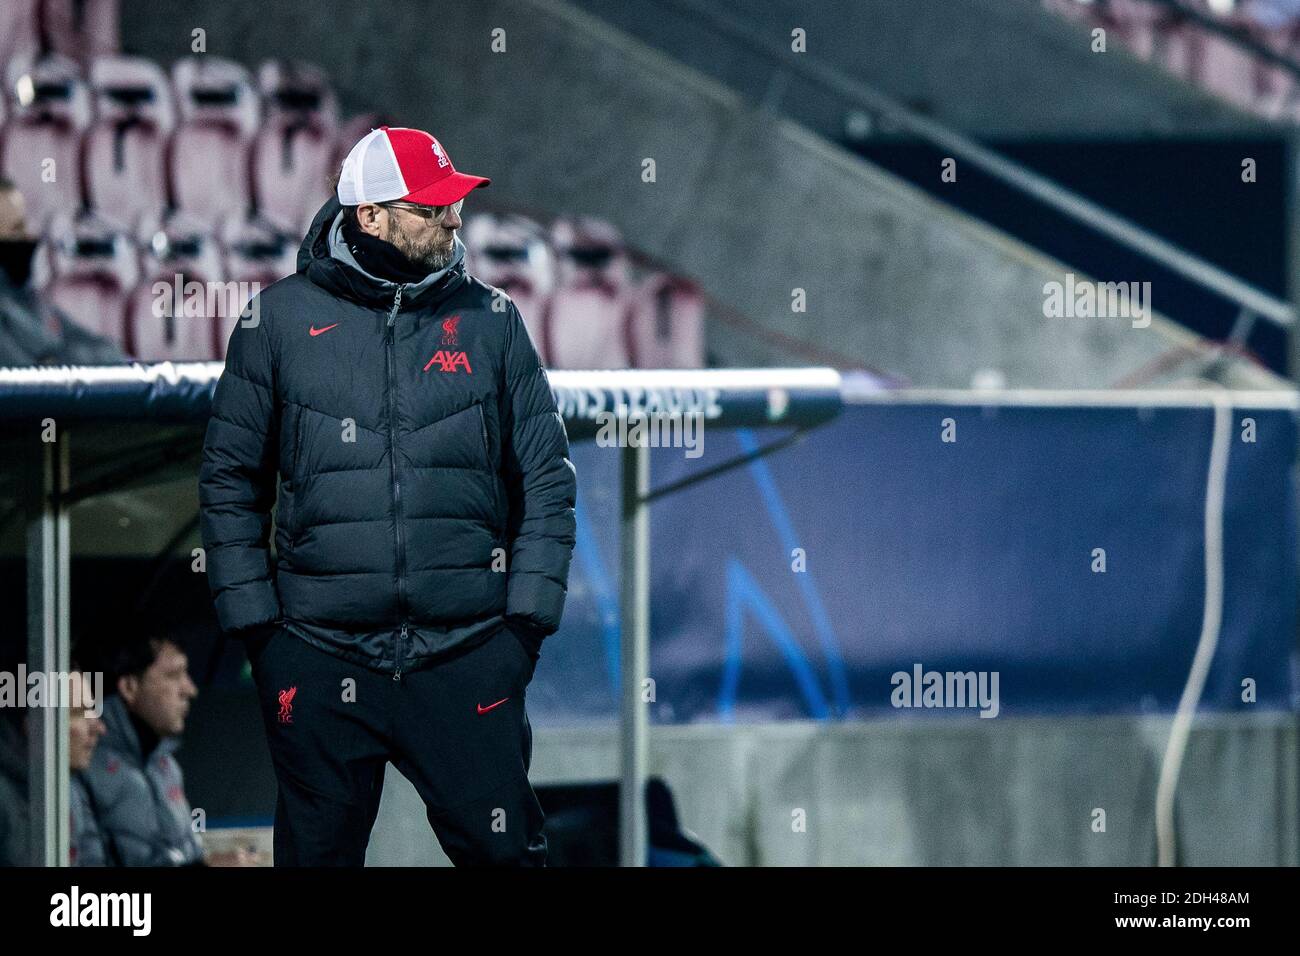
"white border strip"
846,387,1300,410
546,367,843,390
0,361,225,385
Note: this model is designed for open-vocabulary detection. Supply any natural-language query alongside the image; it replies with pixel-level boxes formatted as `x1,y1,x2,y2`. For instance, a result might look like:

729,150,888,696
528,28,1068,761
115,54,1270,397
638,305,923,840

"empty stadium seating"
0,54,91,229
217,213,298,359
1,25,709,368
42,209,135,346
0,1,42,73
1257,21,1300,115
82,55,172,229
462,212,556,361
169,56,259,228
41,0,120,66
627,272,705,369
252,61,338,232
1043,0,1300,123
220,212,297,287
546,216,633,369
128,210,225,361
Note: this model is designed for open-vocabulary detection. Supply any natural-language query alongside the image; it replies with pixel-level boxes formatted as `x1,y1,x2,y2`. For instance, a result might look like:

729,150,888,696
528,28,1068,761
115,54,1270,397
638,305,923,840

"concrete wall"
121,0,1280,389
366,716,1299,866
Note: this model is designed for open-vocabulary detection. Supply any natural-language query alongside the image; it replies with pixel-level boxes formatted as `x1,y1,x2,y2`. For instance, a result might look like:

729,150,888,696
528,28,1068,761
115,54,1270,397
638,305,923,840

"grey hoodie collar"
102,694,180,767
327,209,467,297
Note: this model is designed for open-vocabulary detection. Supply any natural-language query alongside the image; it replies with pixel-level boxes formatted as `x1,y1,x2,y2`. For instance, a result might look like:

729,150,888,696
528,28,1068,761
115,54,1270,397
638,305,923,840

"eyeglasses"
382,198,464,223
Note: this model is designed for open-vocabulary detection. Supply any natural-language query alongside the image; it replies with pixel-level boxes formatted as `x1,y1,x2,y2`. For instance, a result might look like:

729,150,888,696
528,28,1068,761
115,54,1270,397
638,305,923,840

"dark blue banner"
527,402,1299,723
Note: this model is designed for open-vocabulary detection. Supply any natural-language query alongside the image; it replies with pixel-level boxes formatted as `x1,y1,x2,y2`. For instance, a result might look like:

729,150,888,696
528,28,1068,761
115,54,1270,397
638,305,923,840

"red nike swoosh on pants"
476,697,510,714
309,323,339,336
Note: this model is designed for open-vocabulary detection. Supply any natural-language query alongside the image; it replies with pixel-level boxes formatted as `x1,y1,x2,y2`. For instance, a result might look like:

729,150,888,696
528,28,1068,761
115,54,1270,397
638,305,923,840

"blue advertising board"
527,402,1298,723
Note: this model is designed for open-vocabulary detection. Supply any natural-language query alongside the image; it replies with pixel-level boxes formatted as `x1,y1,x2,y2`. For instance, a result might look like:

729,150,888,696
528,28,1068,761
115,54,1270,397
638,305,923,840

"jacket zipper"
386,285,409,680
477,402,490,468
290,408,304,547
477,402,503,537
395,623,408,681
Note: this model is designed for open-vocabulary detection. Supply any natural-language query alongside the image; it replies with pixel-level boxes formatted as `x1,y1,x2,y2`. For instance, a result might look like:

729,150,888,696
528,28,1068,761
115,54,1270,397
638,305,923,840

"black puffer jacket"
199,198,577,676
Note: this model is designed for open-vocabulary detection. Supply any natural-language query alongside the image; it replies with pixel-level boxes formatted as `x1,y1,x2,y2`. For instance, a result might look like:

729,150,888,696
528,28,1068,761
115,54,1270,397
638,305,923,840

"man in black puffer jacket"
199,127,576,866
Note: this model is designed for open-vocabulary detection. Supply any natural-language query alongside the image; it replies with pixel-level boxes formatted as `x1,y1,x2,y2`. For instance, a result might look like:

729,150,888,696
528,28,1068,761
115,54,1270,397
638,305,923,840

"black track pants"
249,624,545,866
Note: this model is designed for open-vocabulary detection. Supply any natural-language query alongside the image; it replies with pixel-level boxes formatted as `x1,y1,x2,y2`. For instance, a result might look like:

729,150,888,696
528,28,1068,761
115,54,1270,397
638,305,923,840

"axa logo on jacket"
424,349,472,373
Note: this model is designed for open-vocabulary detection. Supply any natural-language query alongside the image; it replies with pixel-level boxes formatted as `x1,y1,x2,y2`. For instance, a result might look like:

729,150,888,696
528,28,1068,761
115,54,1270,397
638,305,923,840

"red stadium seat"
83,56,174,230
252,61,339,230
169,56,260,227
1099,0,1170,60
40,0,120,64
1151,18,1197,80
0,55,91,230
216,213,298,359
1044,0,1192,76
545,217,632,369
0,0,42,71
462,212,555,362
1258,21,1300,118
1040,0,1093,25
258,60,339,130
220,212,297,285
43,210,136,349
627,272,706,369
1184,18,1262,111
128,211,226,361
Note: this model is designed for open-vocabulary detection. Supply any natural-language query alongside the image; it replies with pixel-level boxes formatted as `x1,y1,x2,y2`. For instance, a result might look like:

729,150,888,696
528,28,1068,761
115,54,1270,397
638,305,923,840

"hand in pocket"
503,621,541,687
244,622,283,672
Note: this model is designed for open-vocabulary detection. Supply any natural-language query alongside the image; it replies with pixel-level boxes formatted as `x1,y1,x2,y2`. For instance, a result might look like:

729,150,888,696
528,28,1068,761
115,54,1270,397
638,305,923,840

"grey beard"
385,225,454,274
397,241,453,274
420,246,455,272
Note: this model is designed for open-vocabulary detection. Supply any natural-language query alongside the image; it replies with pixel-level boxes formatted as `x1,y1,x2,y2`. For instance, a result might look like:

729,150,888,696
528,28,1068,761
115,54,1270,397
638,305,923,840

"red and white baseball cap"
336,126,490,207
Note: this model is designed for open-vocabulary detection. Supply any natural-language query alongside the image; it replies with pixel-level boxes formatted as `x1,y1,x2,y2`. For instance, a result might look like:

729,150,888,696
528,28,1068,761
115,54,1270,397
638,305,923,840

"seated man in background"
82,632,255,866
68,666,109,866
0,708,27,866
0,664,108,866
0,176,125,366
